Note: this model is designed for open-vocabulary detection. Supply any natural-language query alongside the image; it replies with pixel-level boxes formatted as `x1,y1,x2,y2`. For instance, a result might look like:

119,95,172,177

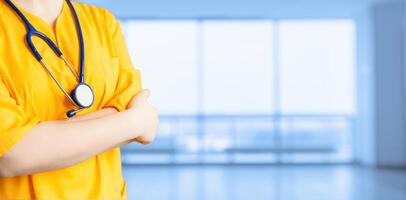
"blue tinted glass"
121,19,356,164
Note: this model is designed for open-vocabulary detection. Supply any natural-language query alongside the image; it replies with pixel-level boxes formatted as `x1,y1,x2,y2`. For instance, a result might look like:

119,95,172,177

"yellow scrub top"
0,1,142,199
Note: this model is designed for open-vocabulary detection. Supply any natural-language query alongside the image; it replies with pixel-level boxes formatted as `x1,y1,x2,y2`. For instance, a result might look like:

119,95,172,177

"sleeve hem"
0,117,40,157
105,104,125,112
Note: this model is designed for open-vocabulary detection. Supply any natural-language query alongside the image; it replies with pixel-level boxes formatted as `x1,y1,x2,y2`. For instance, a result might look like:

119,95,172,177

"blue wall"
80,0,365,19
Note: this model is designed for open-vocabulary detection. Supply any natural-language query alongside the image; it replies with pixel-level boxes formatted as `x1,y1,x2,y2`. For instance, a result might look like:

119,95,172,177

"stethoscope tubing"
4,0,85,83
4,0,95,117
65,0,85,83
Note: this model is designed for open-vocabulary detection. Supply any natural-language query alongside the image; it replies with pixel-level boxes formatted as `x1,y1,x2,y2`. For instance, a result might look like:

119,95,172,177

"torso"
0,1,126,199
0,0,119,120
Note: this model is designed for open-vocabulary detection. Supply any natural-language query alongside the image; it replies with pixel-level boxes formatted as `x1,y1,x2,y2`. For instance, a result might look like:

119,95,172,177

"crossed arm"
0,90,158,178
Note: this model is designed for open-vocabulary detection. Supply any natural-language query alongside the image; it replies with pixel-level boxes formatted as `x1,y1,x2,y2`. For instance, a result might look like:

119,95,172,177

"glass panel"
124,21,199,114
120,20,356,164
202,21,274,114
280,116,354,163
278,20,356,114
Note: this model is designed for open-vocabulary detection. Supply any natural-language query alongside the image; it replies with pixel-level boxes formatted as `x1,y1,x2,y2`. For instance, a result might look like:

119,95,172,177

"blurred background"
83,0,406,199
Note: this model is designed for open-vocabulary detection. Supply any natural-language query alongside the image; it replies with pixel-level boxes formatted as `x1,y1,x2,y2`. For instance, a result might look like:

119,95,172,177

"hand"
126,89,159,144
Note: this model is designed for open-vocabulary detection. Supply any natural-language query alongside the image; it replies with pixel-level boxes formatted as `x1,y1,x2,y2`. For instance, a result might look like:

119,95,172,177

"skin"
0,0,159,178
13,0,63,27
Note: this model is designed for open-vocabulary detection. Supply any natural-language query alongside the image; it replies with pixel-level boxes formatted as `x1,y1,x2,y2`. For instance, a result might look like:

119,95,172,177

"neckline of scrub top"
3,0,81,83
7,0,68,39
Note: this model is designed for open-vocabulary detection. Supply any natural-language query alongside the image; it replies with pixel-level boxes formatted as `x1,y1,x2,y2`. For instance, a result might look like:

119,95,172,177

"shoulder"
0,2,11,36
72,2,119,28
72,1,121,36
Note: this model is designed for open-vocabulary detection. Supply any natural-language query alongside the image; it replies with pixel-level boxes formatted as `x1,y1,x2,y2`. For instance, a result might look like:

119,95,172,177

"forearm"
0,111,139,178
71,108,147,145
68,109,143,145
68,107,118,121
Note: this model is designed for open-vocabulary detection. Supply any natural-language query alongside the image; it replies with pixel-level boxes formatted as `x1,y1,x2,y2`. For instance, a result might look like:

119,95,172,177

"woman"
0,0,159,199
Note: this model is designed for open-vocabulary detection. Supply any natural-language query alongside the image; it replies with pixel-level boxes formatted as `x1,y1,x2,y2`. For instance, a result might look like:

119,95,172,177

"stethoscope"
4,0,94,118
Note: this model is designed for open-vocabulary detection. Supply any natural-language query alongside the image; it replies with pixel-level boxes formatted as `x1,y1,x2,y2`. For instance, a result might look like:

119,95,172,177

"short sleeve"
0,77,40,157
103,10,142,112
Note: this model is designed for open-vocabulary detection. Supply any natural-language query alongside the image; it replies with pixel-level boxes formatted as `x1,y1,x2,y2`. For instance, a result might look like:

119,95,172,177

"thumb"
142,89,151,98
131,89,151,107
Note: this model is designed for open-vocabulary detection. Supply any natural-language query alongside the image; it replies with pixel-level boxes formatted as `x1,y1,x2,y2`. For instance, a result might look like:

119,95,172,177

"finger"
133,137,150,145
132,90,150,106
137,89,150,101
143,89,151,98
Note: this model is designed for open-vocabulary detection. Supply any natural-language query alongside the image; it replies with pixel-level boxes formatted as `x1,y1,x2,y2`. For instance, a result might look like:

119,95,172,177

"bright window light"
202,21,275,114
124,21,200,114
278,20,356,114
121,19,356,164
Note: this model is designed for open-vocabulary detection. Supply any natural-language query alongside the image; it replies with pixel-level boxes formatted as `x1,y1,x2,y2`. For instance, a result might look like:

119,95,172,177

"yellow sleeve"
0,77,40,156
103,10,142,112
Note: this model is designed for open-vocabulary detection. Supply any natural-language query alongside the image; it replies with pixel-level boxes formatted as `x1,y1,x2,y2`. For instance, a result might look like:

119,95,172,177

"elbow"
0,155,19,178
0,168,14,178
0,157,15,178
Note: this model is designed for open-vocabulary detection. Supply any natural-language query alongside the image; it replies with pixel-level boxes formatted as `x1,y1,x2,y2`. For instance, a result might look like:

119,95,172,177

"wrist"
119,109,144,140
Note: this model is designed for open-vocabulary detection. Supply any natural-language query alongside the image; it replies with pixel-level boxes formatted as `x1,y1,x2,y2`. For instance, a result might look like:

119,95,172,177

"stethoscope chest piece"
71,83,94,108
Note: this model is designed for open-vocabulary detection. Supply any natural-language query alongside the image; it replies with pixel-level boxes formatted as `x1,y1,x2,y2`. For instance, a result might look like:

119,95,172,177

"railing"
121,114,355,164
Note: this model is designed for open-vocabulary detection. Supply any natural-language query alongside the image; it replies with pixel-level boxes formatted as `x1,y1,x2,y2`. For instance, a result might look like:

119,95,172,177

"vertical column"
373,1,406,167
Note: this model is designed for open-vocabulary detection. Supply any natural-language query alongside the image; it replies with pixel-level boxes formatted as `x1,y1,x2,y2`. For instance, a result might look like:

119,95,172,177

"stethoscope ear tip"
67,108,86,118
66,109,77,118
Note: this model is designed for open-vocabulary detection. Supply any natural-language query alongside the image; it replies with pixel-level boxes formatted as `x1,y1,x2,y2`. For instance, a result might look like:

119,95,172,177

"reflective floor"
123,165,406,200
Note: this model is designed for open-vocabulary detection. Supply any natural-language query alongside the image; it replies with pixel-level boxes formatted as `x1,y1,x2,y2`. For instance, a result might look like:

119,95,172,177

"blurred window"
279,20,355,114
123,21,199,115
121,19,356,164
202,21,274,114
